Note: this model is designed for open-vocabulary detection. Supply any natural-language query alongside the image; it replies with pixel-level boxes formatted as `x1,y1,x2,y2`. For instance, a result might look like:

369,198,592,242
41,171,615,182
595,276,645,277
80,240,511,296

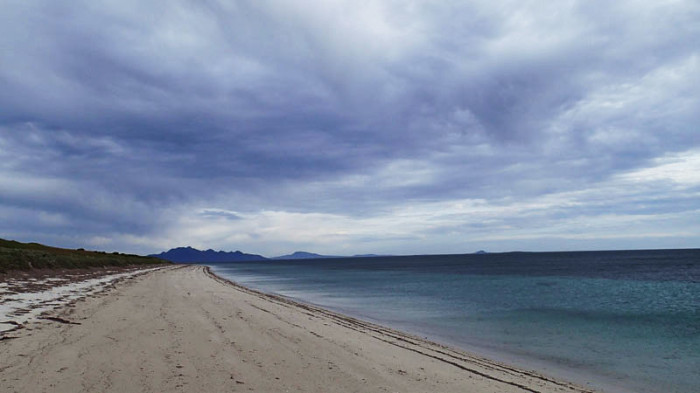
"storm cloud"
1,0,698,255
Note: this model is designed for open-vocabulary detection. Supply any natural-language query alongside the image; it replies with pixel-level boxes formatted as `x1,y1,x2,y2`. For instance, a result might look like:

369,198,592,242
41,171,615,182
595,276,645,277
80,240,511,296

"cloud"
0,0,698,254
198,209,243,221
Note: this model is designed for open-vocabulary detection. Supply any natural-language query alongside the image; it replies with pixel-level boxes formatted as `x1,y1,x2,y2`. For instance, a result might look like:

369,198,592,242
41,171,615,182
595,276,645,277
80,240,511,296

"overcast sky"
1,0,698,256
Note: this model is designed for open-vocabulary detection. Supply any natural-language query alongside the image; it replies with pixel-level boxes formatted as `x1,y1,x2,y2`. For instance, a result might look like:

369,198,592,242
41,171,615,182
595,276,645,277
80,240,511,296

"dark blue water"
209,249,700,393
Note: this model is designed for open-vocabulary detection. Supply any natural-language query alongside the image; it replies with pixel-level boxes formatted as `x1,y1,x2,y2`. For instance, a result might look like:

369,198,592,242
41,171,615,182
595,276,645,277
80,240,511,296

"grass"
0,238,168,273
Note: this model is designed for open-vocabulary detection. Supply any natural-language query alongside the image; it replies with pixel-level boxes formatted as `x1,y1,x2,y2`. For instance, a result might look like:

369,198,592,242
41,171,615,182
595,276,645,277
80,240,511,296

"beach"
1,265,595,393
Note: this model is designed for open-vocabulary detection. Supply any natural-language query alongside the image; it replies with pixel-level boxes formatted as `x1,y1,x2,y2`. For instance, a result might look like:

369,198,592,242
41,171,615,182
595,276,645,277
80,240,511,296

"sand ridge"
0,265,598,392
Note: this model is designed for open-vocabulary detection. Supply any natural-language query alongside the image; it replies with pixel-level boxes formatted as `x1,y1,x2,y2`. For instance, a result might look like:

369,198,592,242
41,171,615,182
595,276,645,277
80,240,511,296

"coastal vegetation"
0,238,166,272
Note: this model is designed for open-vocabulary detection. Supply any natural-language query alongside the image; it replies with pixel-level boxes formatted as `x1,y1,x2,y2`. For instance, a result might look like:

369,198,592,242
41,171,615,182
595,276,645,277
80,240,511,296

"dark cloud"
1,0,698,254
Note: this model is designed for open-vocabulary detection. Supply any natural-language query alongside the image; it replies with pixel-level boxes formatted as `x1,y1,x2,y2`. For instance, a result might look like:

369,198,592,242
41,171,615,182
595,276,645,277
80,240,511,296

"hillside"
0,238,166,272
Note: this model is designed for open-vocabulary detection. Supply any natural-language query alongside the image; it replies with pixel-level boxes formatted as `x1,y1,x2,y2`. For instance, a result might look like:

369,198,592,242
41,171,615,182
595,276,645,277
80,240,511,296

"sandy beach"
0,265,596,393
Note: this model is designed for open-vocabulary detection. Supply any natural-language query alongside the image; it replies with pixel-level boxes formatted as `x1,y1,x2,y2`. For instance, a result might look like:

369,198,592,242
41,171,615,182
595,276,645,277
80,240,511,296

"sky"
1,0,699,257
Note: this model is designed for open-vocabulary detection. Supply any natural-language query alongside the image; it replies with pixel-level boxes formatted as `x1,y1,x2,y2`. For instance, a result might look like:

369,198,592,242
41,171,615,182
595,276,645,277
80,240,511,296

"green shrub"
0,238,168,272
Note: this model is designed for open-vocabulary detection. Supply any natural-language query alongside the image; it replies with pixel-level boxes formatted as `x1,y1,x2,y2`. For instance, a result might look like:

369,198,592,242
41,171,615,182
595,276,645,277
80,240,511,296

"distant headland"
149,246,490,263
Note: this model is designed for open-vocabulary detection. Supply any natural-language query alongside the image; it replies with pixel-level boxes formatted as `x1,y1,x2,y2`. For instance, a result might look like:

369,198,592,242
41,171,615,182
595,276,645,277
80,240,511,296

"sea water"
209,249,700,393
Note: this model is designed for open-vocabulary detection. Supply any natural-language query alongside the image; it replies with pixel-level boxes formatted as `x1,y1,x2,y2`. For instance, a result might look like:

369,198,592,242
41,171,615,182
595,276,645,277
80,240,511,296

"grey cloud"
0,0,698,253
199,209,242,220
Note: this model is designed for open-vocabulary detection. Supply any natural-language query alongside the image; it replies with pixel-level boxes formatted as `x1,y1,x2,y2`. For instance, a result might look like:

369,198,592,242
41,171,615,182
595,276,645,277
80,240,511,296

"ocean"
208,249,700,393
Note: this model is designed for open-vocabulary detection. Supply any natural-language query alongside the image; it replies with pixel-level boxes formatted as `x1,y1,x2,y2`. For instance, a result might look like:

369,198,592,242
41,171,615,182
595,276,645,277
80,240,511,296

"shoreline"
203,266,596,392
205,266,616,393
240,284,624,393
207,261,688,393
2,265,597,392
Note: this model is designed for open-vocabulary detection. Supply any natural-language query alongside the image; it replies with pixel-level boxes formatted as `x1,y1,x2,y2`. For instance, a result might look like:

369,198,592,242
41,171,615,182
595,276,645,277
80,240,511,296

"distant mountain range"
150,247,390,263
149,247,267,263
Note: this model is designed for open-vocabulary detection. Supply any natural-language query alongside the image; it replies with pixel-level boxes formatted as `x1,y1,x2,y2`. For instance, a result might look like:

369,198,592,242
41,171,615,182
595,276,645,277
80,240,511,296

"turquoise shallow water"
209,249,700,393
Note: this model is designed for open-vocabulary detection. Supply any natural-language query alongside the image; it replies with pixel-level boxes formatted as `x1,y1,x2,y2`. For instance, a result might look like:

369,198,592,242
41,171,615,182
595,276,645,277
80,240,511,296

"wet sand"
0,265,597,392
